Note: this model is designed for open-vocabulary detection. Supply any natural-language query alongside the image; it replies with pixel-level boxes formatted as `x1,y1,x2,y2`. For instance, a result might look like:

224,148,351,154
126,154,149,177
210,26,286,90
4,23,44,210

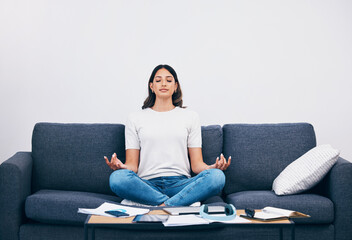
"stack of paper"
163,215,209,227
78,202,149,217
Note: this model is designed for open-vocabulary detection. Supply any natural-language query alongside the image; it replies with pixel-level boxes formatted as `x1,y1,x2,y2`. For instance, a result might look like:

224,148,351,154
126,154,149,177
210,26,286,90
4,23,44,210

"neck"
152,98,175,112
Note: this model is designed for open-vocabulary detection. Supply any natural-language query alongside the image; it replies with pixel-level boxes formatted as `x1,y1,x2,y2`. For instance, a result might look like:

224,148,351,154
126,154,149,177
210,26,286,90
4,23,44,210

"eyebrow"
155,76,173,78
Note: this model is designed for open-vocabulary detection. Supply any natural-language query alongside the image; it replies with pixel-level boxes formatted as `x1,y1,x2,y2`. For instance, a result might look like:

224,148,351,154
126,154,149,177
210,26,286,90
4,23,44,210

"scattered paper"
163,215,209,227
204,215,251,224
78,202,149,217
252,211,284,220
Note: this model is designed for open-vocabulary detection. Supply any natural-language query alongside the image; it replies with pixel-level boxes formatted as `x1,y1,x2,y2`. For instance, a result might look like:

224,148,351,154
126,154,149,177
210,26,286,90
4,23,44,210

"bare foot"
159,203,166,206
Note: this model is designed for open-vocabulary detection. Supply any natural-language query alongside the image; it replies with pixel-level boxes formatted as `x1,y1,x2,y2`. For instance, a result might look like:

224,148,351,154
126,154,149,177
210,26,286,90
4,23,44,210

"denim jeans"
109,169,225,206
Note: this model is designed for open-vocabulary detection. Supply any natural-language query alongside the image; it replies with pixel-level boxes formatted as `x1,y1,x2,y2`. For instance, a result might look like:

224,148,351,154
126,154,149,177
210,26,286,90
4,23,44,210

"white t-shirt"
125,107,202,180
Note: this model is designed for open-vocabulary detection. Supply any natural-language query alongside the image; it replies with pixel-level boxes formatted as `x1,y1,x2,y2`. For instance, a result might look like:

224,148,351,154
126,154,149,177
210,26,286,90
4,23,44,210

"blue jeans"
109,169,225,206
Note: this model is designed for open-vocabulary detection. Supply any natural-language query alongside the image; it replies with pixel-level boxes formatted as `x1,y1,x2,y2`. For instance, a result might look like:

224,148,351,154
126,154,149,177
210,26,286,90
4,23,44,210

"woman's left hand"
209,153,231,171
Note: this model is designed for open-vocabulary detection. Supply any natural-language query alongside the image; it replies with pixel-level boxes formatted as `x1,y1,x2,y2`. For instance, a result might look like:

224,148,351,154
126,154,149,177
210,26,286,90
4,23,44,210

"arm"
0,152,33,240
324,157,352,240
188,148,231,174
124,149,139,173
104,149,139,173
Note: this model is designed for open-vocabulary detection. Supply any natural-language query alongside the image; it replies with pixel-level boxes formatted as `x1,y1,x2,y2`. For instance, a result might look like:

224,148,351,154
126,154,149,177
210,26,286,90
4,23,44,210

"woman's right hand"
104,153,127,170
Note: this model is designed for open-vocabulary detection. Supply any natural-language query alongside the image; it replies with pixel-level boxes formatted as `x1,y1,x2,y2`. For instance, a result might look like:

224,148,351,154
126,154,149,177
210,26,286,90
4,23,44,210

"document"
163,215,209,227
241,206,310,221
163,214,250,226
204,215,251,224
78,202,150,217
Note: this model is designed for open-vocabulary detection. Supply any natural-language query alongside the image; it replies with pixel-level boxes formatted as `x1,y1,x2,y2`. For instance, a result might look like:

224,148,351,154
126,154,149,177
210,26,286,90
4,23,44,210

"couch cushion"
25,190,122,225
32,123,126,194
200,125,223,166
202,195,226,205
226,190,333,224
25,190,225,225
222,123,316,194
32,123,222,193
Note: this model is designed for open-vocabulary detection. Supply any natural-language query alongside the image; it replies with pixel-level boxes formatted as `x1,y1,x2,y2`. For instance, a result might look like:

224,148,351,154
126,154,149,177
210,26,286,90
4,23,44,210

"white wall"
1,0,351,163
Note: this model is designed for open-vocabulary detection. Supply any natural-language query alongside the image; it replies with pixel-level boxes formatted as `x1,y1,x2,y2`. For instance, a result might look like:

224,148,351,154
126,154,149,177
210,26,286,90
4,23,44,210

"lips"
160,89,168,92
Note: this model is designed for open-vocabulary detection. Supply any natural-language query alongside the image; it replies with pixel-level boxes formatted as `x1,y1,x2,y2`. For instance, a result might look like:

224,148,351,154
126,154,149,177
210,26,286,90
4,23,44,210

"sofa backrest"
200,125,223,166
32,123,126,195
222,123,316,195
31,123,223,195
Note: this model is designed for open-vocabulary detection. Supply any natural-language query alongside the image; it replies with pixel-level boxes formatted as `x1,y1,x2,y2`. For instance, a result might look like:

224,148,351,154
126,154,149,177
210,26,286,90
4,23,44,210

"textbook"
241,206,310,221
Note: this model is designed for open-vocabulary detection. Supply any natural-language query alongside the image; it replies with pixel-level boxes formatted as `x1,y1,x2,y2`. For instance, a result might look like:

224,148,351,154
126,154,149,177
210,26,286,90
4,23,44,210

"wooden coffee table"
84,209,295,240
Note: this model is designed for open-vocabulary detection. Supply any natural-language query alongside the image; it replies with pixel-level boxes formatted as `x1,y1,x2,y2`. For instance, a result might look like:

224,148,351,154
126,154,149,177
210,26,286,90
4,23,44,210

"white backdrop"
1,0,351,164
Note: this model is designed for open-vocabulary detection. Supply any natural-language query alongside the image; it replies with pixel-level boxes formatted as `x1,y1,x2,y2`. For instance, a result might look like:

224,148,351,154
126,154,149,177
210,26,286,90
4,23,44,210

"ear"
149,82,154,92
175,82,178,91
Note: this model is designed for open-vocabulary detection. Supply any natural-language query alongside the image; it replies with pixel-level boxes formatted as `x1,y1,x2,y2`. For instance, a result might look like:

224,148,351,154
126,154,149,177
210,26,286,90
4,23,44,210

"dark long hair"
142,64,185,109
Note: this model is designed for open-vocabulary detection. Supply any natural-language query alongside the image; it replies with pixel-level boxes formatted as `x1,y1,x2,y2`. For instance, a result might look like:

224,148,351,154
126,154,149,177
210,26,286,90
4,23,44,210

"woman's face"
150,68,178,99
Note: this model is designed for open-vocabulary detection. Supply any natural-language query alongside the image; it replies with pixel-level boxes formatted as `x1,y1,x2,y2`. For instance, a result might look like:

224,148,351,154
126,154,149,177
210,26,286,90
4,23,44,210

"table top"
86,209,293,225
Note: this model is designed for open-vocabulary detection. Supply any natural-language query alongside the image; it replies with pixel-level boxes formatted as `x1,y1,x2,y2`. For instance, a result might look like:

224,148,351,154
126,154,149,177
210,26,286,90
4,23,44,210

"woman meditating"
104,64,231,206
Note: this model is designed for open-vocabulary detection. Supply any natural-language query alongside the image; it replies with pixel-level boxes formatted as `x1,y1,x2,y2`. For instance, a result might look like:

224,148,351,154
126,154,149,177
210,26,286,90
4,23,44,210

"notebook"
163,206,226,215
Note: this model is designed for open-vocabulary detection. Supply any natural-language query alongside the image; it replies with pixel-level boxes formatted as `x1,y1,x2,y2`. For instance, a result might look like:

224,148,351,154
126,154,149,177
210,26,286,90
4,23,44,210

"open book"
241,206,310,221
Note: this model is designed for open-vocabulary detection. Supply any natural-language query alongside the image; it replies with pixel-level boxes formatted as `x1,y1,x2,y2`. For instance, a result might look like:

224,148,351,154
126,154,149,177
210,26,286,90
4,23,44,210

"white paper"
262,207,293,216
204,215,251,224
163,215,209,227
78,202,149,217
253,211,285,220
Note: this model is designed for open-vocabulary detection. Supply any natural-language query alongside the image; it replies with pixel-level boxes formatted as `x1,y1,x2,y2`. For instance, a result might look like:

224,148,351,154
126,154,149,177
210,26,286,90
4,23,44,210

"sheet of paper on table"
163,215,209,227
78,202,150,217
163,214,251,227
204,215,251,224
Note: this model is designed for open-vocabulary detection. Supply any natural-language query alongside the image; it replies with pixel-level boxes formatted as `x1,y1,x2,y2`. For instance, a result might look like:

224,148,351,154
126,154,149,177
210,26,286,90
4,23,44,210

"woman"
104,64,231,206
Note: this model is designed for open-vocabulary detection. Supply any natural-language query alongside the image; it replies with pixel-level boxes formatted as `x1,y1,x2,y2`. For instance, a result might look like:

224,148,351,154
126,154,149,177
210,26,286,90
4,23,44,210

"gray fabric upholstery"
0,152,32,240
25,190,122,225
20,224,83,240
222,123,316,194
226,190,334,224
32,123,125,195
200,125,223,166
295,225,334,240
202,195,226,205
325,157,352,240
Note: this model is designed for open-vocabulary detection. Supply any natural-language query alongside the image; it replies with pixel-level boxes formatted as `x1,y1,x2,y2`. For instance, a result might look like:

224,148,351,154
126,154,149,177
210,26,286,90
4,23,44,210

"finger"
112,153,118,164
104,156,114,168
104,156,110,165
223,156,231,170
226,156,231,169
222,153,227,163
220,154,226,169
114,157,123,167
105,156,116,170
215,157,220,169
115,162,121,168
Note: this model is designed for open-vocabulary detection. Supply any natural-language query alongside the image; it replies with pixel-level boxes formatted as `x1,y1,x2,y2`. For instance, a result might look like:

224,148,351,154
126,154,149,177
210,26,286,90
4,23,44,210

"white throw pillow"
272,144,340,195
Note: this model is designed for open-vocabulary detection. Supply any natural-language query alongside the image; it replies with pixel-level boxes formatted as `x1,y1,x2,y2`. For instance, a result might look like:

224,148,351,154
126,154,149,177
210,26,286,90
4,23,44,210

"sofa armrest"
325,157,352,240
0,152,33,240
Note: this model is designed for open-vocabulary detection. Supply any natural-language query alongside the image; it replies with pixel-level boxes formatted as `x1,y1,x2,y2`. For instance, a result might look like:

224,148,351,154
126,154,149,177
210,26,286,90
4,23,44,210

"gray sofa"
0,122,351,240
